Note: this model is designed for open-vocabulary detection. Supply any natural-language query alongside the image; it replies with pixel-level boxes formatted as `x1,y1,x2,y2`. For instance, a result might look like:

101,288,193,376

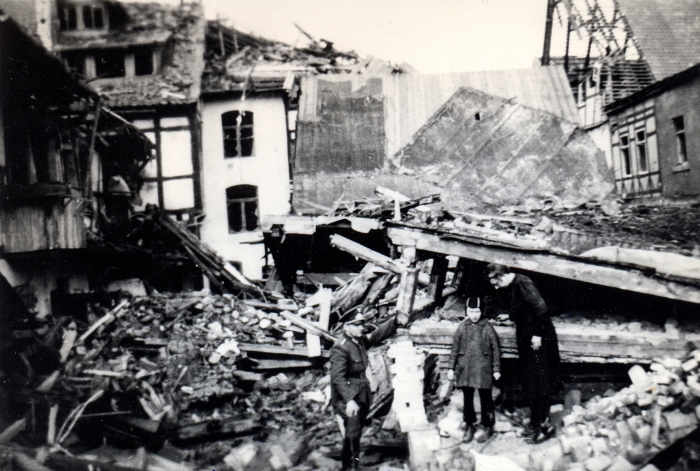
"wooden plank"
78,300,127,343
238,343,330,358
330,235,406,275
278,310,336,342
174,418,261,442
249,359,319,370
242,299,298,312
0,418,26,444
388,227,700,304
409,320,700,363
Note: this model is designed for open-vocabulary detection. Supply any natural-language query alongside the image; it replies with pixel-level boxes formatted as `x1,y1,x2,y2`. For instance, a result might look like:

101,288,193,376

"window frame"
635,128,648,173
620,133,632,176
221,111,254,158
226,185,259,233
673,116,688,164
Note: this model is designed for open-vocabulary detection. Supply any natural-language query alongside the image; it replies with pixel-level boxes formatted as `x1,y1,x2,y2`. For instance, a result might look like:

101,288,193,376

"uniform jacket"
329,318,396,412
448,317,501,389
507,274,561,396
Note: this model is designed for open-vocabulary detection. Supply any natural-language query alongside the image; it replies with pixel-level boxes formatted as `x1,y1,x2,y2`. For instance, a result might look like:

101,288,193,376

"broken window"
94,51,125,78
222,111,254,158
673,116,688,164
134,48,154,76
636,129,648,173
226,185,259,232
59,6,78,31
63,53,85,77
132,115,198,213
620,134,631,175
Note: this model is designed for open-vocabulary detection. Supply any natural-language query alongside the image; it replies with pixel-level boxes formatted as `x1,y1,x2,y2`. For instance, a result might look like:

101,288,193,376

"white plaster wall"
200,96,291,280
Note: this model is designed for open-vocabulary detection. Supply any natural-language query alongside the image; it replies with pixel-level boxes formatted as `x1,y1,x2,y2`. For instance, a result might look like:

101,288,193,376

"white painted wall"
200,96,291,280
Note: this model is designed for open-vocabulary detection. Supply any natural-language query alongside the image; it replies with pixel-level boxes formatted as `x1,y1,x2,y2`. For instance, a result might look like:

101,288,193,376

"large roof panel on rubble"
297,66,580,162
56,2,206,107
397,86,613,207
618,0,700,81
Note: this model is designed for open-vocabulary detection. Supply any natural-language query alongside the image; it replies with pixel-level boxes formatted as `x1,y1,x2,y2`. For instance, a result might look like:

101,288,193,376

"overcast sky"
150,0,558,74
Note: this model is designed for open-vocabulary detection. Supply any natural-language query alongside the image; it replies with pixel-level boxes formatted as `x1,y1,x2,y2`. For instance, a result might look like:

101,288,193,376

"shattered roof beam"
388,227,700,305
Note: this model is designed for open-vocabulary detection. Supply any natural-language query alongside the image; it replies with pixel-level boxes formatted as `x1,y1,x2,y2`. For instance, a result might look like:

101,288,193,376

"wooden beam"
278,310,337,342
329,235,406,275
427,255,448,303
409,320,700,363
388,227,700,304
396,267,419,316
174,418,260,442
238,343,330,358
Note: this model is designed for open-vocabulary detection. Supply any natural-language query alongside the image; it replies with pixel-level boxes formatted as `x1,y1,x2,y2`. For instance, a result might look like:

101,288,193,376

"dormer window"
82,6,104,29
59,6,78,31
59,2,107,31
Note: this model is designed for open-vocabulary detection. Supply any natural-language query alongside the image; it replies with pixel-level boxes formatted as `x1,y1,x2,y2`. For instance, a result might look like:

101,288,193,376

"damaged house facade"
0,10,152,318
546,0,700,198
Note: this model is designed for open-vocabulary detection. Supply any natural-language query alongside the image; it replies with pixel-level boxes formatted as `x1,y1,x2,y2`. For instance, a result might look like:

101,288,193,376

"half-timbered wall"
610,99,661,197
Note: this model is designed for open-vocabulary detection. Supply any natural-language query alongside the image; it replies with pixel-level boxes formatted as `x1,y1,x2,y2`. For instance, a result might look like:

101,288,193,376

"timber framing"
387,227,700,305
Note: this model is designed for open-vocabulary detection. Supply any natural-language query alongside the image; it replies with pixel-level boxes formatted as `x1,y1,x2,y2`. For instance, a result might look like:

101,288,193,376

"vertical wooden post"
451,257,468,291
427,255,448,304
396,246,418,317
396,267,419,317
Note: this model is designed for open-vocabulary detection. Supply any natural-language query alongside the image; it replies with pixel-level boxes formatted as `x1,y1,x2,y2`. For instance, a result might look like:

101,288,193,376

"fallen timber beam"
388,227,700,304
173,417,260,443
329,234,407,275
410,319,700,363
238,343,330,358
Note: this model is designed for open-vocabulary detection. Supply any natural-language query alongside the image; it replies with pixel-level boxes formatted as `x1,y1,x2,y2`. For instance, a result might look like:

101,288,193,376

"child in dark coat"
448,296,501,442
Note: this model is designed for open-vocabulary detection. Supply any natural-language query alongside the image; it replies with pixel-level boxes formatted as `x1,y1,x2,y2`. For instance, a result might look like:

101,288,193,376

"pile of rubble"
0,261,408,470
429,351,700,471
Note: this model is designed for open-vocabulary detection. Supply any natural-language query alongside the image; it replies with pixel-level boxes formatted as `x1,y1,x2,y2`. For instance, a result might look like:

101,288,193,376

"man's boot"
350,437,361,469
341,437,353,470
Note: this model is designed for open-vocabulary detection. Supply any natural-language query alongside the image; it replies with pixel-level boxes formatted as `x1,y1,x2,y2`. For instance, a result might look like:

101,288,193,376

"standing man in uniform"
486,263,561,442
330,315,396,470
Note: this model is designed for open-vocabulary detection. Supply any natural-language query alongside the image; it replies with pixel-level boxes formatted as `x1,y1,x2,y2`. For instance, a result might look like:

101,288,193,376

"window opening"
226,185,259,232
222,111,254,158
620,134,631,175
59,7,77,30
134,48,154,76
474,112,481,121
673,116,688,164
636,129,648,172
95,51,125,78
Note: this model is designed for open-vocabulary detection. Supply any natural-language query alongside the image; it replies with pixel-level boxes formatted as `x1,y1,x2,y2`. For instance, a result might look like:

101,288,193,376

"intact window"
222,111,254,158
82,6,104,29
226,185,259,232
95,51,125,78
673,116,688,164
636,129,648,173
620,134,631,175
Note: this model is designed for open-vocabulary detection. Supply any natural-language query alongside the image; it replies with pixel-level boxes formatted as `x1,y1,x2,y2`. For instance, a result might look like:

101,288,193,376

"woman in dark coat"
448,296,501,442
486,263,561,442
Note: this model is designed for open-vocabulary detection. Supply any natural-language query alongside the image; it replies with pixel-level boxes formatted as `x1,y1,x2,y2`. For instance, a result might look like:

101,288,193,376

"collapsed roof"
55,2,206,107
202,20,411,96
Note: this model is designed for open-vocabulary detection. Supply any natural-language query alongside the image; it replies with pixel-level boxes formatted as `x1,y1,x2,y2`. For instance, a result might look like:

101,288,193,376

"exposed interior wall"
296,77,385,174
200,95,291,279
654,76,700,197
